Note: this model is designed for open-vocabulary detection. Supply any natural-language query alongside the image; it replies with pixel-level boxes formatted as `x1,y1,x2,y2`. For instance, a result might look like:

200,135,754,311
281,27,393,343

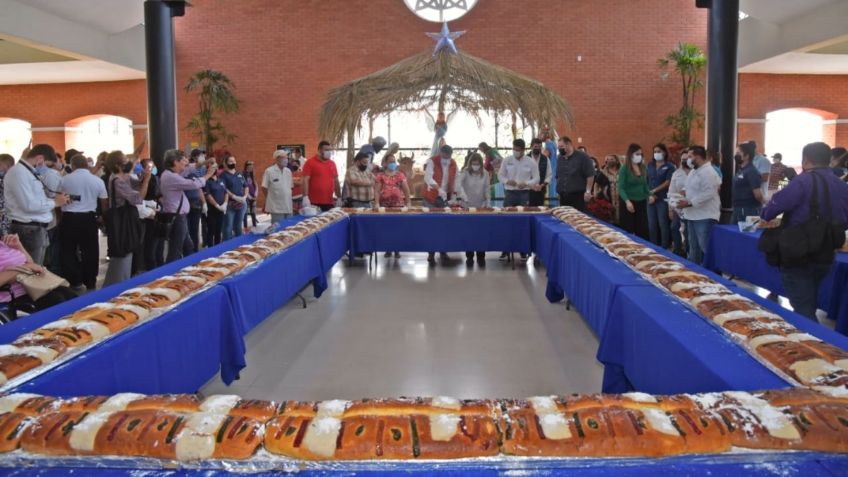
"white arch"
764,109,826,168
65,114,134,157
0,118,33,157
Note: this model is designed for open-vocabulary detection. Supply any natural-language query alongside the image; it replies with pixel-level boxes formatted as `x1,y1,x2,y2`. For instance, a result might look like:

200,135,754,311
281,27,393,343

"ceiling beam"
0,0,144,72
738,0,848,67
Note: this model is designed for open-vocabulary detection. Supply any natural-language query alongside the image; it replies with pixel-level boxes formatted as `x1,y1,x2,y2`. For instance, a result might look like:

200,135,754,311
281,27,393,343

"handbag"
758,171,846,268
10,266,69,301
153,194,183,240
104,177,144,257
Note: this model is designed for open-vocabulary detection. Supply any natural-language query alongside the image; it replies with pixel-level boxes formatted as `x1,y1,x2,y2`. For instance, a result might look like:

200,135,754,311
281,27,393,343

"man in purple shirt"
761,142,848,320
159,149,217,263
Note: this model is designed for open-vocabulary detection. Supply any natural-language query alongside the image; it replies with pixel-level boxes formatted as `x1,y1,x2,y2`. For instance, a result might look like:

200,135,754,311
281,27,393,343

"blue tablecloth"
1,233,261,396
314,217,351,291
704,224,848,334
5,453,848,476
533,216,571,266
349,214,535,255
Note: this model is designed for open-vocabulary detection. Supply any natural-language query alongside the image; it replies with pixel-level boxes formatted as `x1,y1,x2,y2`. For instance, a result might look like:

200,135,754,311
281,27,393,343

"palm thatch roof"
318,50,574,144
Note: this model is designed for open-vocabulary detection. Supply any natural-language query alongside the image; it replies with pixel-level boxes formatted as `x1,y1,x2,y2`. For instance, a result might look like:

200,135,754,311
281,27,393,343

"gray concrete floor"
201,255,605,401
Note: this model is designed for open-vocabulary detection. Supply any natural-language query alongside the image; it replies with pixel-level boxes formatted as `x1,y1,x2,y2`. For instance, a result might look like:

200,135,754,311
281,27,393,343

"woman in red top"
375,155,412,259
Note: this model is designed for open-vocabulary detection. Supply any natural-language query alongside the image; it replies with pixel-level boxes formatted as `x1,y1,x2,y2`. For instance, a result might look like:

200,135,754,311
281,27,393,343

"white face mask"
513,151,523,159
322,151,333,160
471,164,481,171
654,153,664,161
687,158,695,168
632,154,643,164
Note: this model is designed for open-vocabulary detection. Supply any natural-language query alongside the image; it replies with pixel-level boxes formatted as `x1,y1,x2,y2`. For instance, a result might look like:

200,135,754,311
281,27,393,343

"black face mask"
288,162,299,171
532,148,541,155
227,163,236,170
558,148,567,156
121,161,134,174
357,164,368,172
734,154,742,165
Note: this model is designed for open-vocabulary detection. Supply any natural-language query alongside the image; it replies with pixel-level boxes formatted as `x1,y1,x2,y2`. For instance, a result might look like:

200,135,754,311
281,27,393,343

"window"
764,109,825,168
0,118,32,157
65,115,134,157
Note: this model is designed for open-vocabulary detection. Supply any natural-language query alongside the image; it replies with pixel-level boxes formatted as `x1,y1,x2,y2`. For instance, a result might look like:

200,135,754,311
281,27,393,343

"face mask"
471,164,481,171
387,162,398,171
687,158,695,168
532,148,541,156
357,164,368,172
197,155,206,164
227,162,236,170
322,151,333,160
36,165,48,175
151,166,158,176
654,153,664,161
122,161,134,174
632,154,643,164
513,151,523,159
734,154,742,164
558,148,567,156
288,163,298,172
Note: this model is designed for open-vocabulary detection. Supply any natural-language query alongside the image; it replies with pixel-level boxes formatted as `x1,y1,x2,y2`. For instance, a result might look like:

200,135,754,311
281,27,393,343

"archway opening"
764,109,830,168
0,118,32,157
65,115,134,157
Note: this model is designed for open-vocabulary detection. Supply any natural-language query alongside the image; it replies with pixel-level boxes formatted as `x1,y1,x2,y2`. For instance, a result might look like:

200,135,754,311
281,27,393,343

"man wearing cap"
4,144,70,264
262,149,294,224
424,144,459,263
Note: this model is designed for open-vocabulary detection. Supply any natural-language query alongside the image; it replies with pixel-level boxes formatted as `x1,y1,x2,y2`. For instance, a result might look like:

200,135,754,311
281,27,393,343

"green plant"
658,43,706,146
184,69,241,153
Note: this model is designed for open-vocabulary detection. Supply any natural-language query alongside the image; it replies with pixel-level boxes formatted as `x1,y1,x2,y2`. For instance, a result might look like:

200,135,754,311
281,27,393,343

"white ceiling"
740,0,838,24
24,0,144,35
0,60,144,85
740,51,848,74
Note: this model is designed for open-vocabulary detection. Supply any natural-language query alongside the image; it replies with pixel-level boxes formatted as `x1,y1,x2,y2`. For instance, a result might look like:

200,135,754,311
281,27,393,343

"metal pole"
144,0,185,172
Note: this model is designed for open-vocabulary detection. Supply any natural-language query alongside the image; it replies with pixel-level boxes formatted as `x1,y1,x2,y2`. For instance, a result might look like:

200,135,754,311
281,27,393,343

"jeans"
223,206,246,241
670,212,686,256
780,263,832,320
244,200,258,228
103,254,133,287
647,199,671,248
206,208,224,247
45,226,62,276
186,207,202,253
166,214,189,263
731,206,762,225
59,212,99,289
269,213,291,225
687,218,716,266
503,190,530,206
10,222,49,265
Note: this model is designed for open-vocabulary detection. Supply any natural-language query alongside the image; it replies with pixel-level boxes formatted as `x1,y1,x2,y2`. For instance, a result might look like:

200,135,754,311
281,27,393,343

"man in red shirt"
302,141,341,211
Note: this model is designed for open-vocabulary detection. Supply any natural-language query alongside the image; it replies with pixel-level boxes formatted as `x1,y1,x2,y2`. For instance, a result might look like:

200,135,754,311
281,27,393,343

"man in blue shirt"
761,142,848,320
221,154,248,241
731,142,765,224
647,144,675,248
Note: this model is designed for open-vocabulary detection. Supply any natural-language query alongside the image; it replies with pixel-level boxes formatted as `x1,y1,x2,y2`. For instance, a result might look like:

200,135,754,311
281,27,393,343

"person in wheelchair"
0,233,76,321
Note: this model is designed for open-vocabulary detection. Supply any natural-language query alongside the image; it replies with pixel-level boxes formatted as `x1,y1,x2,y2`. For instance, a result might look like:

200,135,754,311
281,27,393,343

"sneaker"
498,253,509,261
440,253,450,261
466,257,474,266
394,252,401,258
427,253,436,264
384,252,392,258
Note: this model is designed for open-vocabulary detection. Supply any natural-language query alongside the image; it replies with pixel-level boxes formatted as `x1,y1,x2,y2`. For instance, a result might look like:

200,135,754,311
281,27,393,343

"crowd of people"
0,134,845,320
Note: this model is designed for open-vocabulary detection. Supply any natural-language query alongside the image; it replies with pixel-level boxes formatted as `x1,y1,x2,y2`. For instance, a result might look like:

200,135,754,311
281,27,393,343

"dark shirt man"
761,142,848,320
555,136,594,211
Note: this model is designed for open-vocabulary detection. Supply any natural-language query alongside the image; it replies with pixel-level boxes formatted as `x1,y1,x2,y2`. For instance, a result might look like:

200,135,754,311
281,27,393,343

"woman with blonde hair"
456,152,491,265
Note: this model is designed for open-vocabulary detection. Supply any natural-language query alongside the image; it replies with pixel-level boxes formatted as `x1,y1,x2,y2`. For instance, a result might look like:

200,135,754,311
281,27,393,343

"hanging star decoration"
425,22,465,56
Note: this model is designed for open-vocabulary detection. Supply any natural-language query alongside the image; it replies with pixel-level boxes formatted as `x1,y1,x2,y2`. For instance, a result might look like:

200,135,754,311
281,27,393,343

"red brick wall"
737,73,848,150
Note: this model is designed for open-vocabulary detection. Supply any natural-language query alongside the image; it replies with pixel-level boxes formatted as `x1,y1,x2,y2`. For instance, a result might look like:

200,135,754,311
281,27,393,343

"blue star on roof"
425,22,466,56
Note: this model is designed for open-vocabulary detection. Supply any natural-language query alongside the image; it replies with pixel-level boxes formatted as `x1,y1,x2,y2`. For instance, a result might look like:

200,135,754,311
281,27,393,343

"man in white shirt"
262,149,294,225
498,138,540,207
59,154,108,291
4,144,70,264
675,146,720,266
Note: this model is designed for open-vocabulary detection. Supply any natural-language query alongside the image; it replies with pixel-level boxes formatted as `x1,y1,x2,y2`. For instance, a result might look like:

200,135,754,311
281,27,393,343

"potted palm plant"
184,69,241,153
658,43,706,147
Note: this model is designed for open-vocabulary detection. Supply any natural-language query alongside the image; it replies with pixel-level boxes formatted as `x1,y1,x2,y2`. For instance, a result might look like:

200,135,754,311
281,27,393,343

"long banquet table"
704,224,848,334
2,212,848,476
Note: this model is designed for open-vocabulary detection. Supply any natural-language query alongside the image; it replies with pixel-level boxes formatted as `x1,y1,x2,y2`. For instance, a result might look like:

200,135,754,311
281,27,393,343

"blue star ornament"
426,22,465,56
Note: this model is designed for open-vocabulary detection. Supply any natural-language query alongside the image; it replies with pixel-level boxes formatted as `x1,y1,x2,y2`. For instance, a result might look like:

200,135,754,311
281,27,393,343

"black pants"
244,200,258,228
14,286,78,312
206,208,224,247
558,191,586,212
316,204,334,212
60,212,99,289
620,199,649,240
186,207,202,253
528,189,546,207
143,219,164,271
